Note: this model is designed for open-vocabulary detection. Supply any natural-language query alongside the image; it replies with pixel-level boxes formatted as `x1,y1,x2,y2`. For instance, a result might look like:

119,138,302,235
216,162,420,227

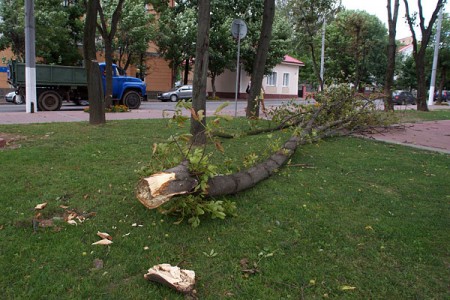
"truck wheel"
170,94,178,102
38,91,62,111
123,91,141,109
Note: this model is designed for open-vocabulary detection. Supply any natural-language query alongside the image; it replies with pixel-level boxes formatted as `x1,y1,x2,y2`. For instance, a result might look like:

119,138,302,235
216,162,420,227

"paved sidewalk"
358,120,450,154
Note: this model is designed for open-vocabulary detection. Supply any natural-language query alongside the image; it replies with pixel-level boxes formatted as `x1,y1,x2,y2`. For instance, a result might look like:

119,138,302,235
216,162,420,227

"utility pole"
25,0,37,113
428,6,444,106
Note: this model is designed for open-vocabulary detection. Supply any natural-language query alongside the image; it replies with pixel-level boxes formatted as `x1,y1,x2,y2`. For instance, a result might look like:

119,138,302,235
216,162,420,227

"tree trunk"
246,0,275,118
415,55,429,111
190,0,210,145
104,38,114,108
211,74,216,98
308,42,324,92
403,0,444,112
436,67,446,104
83,0,105,125
97,0,125,109
384,0,399,112
184,59,189,85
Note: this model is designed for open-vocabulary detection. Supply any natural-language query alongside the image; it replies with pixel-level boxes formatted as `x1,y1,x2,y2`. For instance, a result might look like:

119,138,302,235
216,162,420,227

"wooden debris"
92,238,113,246
144,264,195,294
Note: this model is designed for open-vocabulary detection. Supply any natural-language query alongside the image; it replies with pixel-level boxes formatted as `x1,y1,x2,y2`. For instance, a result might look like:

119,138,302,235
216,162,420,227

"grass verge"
0,118,448,299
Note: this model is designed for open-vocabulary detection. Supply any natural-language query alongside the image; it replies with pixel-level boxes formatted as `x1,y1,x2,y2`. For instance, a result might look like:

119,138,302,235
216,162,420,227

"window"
282,73,289,87
266,72,277,86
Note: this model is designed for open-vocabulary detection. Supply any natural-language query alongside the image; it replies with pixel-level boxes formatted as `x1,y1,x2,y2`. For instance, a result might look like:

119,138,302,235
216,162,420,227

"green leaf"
214,101,230,115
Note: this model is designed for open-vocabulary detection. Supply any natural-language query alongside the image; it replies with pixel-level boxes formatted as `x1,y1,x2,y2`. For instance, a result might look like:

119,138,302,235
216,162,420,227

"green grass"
0,118,449,299
396,108,450,123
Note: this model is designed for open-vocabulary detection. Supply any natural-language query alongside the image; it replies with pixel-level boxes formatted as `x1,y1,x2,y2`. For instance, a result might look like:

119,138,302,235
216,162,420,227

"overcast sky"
341,0,449,39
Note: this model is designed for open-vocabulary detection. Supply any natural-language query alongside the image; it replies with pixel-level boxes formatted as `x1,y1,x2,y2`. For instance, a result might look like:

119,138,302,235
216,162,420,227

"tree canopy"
0,0,84,65
325,9,388,89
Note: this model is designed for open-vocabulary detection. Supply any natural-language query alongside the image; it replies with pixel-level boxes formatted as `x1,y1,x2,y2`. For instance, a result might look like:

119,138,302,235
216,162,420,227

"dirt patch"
0,133,26,150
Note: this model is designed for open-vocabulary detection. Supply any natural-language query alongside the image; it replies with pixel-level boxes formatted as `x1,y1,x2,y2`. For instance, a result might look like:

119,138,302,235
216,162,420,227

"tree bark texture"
190,0,210,145
246,0,275,118
384,0,399,112
83,0,105,125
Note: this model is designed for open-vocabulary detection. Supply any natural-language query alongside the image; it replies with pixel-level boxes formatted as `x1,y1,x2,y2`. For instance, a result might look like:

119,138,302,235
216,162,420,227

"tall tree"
288,0,341,91
83,0,105,125
114,0,155,73
384,0,400,111
326,10,388,89
97,0,125,108
403,0,446,111
246,0,276,118
155,6,197,86
190,0,210,145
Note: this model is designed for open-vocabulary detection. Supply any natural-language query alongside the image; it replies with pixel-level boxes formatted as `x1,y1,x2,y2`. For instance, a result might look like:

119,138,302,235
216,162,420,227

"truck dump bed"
9,61,87,87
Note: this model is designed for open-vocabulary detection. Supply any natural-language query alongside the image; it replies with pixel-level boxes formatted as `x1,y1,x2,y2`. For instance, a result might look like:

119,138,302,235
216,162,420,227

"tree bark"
83,0,105,125
184,59,189,85
246,0,276,118
436,67,446,104
384,0,399,112
190,0,210,145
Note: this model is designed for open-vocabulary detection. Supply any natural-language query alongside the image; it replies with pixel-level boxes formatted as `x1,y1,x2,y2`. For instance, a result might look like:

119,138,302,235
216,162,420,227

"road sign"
231,19,247,39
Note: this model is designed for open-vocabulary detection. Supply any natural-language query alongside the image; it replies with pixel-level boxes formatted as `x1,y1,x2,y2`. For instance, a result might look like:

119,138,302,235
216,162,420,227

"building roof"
283,55,305,66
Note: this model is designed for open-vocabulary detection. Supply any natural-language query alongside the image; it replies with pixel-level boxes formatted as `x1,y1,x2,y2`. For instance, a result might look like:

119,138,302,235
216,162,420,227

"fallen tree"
136,86,389,215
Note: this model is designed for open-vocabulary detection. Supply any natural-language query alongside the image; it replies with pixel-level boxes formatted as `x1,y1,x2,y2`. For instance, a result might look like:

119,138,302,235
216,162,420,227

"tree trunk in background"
190,0,210,145
415,58,428,111
103,38,114,108
436,67,446,104
384,0,399,112
83,0,105,125
211,75,216,98
246,0,275,118
403,0,444,112
97,0,125,109
184,59,189,85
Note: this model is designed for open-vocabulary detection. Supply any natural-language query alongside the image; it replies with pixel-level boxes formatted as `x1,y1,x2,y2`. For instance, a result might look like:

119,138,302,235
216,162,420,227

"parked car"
157,85,193,102
5,91,15,103
4,91,24,104
434,90,448,102
392,91,416,105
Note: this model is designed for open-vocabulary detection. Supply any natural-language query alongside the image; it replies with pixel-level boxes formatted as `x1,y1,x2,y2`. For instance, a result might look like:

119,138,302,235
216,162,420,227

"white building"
207,55,304,99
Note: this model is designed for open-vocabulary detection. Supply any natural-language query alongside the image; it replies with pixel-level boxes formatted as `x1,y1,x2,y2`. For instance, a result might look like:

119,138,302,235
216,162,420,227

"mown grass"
0,116,449,299
396,108,450,122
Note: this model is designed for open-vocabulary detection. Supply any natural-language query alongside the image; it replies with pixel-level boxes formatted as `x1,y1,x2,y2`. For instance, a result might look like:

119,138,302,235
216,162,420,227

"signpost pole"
234,23,241,117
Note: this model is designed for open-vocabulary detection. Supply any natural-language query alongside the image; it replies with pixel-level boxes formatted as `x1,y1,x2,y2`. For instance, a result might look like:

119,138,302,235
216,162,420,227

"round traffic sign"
231,19,247,39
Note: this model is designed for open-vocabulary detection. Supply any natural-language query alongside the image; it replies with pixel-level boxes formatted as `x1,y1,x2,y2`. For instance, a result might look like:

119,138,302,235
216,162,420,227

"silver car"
157,85,193,102
5,91,24,104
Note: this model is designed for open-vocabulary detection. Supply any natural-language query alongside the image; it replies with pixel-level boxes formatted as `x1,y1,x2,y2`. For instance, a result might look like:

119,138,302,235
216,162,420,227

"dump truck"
7,61,147,111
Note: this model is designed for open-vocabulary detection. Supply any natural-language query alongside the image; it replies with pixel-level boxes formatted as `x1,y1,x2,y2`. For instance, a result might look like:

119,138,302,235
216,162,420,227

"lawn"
0,115,449,299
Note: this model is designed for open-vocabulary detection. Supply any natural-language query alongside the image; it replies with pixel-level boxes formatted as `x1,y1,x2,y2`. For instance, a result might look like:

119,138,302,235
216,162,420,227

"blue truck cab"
98,63,147,109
